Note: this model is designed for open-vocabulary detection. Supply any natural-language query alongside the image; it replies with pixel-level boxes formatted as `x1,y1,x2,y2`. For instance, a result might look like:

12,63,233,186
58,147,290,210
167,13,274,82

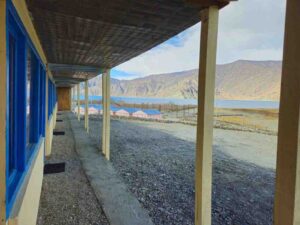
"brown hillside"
88,60,282,100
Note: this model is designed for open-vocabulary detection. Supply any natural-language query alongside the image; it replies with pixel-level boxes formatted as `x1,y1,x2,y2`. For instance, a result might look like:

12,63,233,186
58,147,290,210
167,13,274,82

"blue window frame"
25,47,44,158
26,47,32,149
48,79,52,119
7,32,19,190
6,0,47,218
48,79,56,119
39,67,46,136
6,7,27,214
8,32,17,177
28,53,40,146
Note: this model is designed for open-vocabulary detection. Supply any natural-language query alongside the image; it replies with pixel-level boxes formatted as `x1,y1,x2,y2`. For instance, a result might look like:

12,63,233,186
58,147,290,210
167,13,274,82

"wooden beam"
195,6,219,225
48,63,103,73
185,0,232,8
53,77,86,83
274,0,300,224
102,70,111,160
0,1,6,223
84,80,89,132
77,84,80,121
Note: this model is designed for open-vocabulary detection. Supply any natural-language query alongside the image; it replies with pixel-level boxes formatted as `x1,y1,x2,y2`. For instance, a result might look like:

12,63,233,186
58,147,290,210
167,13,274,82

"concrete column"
195,6,219,225
84,80,89,132
77,84,80,121
102,70,111,160
274,0,300,224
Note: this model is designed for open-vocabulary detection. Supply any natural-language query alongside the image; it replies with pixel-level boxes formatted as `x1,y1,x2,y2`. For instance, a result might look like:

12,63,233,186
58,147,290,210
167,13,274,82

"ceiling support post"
71,87,75,110
195,6,219,225
77,84,80,121
274,0,300,224
102,70,111,160
84,80,89,133
70,87,73,110
102,74,106,156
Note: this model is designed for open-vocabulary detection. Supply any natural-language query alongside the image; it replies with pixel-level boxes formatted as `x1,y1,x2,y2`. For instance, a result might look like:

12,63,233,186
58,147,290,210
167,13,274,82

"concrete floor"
69,114,154,225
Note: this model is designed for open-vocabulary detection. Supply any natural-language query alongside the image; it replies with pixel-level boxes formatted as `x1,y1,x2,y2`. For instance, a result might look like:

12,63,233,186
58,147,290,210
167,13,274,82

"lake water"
76,95,279,109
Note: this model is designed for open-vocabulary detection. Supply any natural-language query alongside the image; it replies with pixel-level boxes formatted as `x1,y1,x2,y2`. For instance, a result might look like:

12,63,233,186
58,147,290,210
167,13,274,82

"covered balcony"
0,0,299,225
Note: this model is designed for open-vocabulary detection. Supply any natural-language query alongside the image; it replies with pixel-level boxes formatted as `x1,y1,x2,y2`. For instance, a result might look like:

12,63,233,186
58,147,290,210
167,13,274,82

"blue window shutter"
6,1,48,217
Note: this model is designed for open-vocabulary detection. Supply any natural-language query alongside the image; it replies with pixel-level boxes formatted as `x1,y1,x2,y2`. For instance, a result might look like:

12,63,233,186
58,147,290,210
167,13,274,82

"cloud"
113,0,286,79
217,0,286,63
113,24,201,77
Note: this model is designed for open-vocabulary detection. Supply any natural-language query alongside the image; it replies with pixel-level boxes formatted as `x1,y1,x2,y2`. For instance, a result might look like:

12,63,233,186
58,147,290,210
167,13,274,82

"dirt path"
37,113,109,225
130,120,277,169
87,117,275,225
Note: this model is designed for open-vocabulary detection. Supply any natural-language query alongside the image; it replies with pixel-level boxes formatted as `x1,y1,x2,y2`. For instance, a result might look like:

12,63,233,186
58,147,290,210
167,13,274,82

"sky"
111,0,286,80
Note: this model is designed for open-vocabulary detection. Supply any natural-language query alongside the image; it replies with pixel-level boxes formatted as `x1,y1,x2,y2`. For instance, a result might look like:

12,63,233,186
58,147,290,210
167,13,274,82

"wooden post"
84,80,89,132
70,87,72,109
71,87,74,110
106,70,111,161
77,84,80,121
102,73,106,155
195,6,219,225
274,0,300,224
102,70,111,160
0,1,7,223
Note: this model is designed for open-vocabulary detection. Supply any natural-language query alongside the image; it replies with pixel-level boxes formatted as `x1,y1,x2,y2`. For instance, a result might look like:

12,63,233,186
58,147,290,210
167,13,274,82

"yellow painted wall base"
8,141,44,225
45,104,57,156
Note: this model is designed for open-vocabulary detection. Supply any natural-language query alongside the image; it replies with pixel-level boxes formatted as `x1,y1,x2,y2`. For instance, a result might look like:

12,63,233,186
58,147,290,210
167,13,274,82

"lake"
75,95,279,109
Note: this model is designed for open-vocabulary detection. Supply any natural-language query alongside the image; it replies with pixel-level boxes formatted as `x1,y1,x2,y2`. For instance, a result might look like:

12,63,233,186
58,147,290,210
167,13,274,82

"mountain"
88,60,282,101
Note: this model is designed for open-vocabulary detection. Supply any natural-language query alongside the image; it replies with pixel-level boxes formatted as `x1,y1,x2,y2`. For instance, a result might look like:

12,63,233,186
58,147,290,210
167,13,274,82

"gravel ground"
133,120,277,169
37,113,109,225
86,116,275,225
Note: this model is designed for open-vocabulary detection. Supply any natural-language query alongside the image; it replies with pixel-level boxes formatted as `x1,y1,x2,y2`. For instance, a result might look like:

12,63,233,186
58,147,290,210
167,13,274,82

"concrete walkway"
38,113,109,225
69,114,154,225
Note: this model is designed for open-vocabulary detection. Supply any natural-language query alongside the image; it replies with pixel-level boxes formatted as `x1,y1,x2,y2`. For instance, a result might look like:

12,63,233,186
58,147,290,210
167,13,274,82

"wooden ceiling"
26,0,229,86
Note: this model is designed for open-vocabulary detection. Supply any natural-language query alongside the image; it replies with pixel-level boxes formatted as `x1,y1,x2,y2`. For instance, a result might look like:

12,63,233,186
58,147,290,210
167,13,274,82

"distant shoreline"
74,95,279,109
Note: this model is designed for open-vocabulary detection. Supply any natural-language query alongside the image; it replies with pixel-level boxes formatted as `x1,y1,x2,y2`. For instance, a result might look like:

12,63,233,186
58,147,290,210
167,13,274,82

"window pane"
8,34,16,175
26,48,32,147
39,66,45,136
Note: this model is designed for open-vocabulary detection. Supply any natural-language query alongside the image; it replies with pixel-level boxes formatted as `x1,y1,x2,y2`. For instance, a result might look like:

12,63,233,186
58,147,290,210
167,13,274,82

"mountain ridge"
88,60,282,101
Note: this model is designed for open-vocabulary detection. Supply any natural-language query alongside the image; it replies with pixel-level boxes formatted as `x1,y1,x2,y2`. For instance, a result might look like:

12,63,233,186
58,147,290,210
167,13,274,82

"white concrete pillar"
195,6,219,225
274,0,300,224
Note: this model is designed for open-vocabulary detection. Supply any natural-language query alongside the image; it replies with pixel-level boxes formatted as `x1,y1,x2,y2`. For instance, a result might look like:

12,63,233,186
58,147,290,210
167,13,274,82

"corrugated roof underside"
26,0,206,86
